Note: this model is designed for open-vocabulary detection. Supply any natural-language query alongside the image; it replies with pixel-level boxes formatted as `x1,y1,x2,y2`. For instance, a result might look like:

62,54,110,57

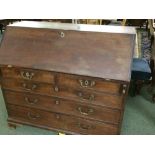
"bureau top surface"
0,21,135,81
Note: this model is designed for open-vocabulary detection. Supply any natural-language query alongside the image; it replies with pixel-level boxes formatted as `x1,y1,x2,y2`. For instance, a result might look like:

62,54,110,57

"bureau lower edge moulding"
0,21,135,135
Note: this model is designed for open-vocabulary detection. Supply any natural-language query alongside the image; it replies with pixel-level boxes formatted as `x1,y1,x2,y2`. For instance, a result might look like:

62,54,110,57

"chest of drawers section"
0,22,135,134
0,67,128,134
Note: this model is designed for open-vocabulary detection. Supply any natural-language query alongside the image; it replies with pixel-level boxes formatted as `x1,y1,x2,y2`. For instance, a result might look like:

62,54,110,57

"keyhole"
60,32,65,38
85,80,89,86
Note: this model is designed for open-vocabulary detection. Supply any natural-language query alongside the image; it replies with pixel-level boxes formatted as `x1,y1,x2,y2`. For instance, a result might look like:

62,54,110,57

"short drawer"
2,78,54,95
4,90,121,124
1,67,54,83
7,104,119,135
2,79,123,109
58,73,123,95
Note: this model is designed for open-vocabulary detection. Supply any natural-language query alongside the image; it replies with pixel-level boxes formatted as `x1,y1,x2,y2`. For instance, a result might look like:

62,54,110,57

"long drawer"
1,67,125,94
2,78,123,109
7,104,119,135
4,90,121,124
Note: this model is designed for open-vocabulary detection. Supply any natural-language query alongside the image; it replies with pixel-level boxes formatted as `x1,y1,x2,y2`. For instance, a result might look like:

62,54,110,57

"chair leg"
129,80,144,96
150,59,155,86
129,80,136,96
135,80,144,94
0,24,3,34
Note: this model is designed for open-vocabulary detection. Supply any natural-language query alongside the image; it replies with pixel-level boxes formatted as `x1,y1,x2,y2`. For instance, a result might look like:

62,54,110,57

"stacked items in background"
130,28,152,96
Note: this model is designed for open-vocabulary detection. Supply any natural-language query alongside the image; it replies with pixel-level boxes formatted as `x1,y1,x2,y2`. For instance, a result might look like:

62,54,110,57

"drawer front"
1,67,127,95
4,90,121,124
7,104,119,135
1,67,54,83
2,78,54,95
59,86,123,109
58,73,122,94
2,79,123,109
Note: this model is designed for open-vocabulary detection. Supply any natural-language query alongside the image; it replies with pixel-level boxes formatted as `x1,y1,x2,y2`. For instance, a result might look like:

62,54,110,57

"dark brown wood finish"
1,67,123,94
0,22,135,82
7,104,119,135
58,73,123,94
4,90,121,124
1,67,54,83
0,21,135,134
2,78,124,109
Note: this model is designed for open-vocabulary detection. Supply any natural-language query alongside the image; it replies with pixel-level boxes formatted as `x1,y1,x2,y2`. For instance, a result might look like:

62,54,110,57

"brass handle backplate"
78,92,95,101
79,79,95,88
25,97,38,105
54,86,59,92
21,71,34,80
77,107,94,116
55,100,60,105
22,83,37,91
27,112,40,120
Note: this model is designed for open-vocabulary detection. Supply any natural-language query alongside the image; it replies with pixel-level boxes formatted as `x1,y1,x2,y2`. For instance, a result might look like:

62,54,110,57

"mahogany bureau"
0,21,135,134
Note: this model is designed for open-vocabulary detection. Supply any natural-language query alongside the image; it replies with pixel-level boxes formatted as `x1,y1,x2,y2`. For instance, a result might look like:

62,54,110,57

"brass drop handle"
27,112,40,120
78,122,92,130
79,79,95,88
25,97,38,105
55,100,60,105
78,92,95,101
22,83,37,91
55,114,60,119
77,107,94,116
54,86,59,92
21,71,34,80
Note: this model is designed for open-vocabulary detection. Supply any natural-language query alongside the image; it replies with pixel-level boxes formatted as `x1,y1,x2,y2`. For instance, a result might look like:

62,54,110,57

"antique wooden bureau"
0,21,135,134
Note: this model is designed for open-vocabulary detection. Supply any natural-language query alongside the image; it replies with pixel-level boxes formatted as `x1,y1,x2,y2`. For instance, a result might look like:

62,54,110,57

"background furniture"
139,20,155,103
121,19,154,96
130,28,152,96
123,19,148,27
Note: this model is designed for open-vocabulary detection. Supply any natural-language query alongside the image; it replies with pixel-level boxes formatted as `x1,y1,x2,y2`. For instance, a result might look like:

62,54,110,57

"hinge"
122,84,127,94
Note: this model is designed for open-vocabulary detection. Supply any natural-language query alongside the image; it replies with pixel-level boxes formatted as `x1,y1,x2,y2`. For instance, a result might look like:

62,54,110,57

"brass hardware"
21,71,34,80
58,132,65,135
7,65,13,68
22,83,37,91
79,79,95,88
77,107,94,115
78,92,95,101
55,100,60,105
122,84,127,94
55,114,60,119
60,32,65,38
54,86,59,92
27,112,40,120
25,97,38,105
78,122,92,130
